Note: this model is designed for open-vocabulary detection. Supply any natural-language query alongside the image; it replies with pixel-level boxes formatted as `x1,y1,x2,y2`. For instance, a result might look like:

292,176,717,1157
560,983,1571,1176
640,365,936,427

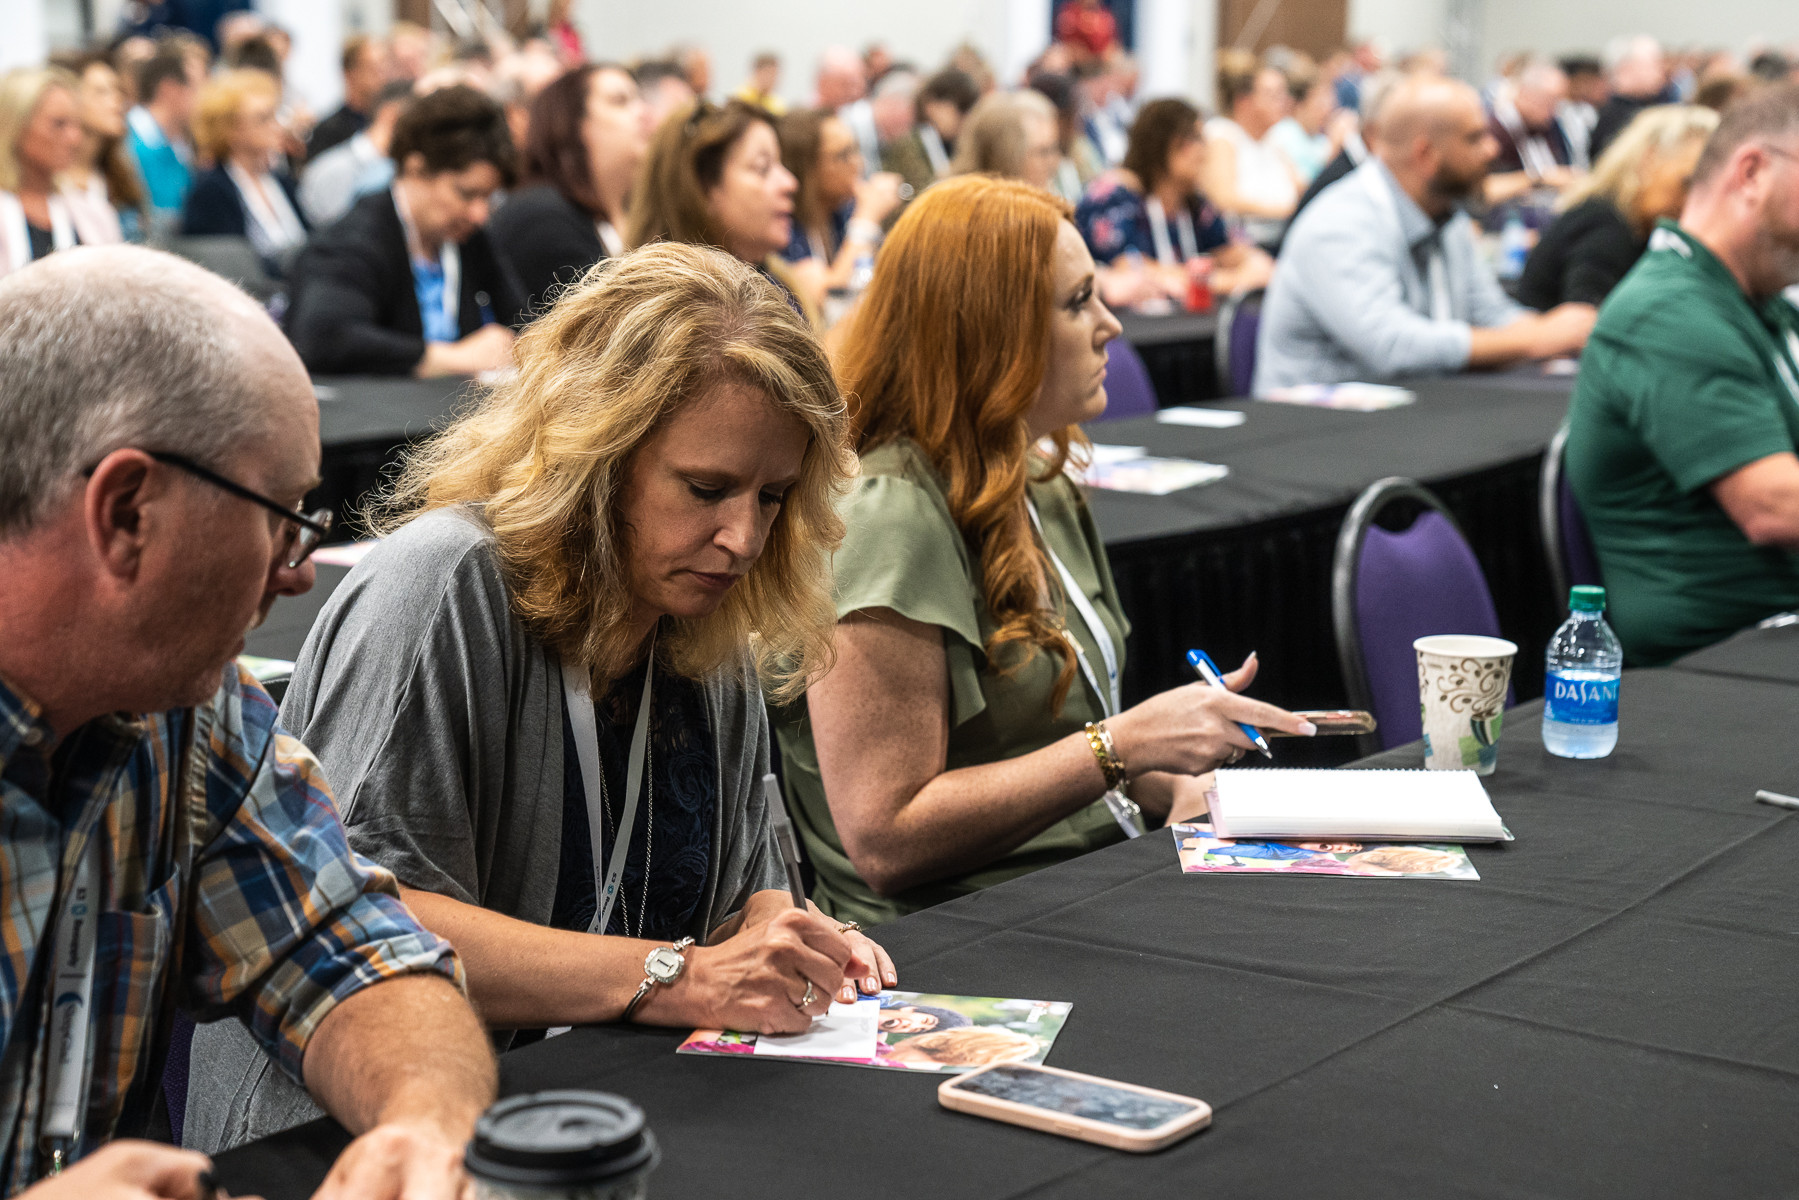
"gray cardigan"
185,506,785,1152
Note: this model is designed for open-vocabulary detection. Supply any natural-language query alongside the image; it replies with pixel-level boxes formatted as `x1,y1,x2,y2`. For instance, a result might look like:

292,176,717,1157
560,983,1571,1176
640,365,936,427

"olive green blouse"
772,438,1130,925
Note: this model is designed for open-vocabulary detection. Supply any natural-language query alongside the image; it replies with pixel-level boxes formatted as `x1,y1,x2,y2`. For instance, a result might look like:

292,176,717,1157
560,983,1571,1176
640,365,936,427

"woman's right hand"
1106,653,1315,776
667,908,855,1035
853,171,906,225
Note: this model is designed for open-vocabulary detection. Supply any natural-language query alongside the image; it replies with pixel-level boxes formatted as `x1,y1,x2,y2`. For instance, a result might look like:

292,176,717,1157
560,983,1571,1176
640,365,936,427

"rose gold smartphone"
938,1063,1212,1152
1267,709,1378,737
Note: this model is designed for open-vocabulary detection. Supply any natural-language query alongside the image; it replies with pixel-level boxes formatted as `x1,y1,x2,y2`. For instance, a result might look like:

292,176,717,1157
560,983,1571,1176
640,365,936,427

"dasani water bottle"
1542,585,1622,758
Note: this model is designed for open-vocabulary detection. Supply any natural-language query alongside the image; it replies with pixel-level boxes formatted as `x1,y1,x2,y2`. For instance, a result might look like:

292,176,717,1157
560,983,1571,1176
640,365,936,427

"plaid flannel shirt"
0,662,461,1191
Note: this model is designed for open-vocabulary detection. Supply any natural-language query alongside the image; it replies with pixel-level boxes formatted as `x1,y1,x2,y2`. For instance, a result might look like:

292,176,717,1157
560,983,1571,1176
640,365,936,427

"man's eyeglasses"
147,451,333,569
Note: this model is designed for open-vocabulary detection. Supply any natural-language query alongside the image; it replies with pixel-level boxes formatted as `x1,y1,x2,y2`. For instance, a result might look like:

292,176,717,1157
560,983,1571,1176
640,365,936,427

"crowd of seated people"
2,15,1797,1198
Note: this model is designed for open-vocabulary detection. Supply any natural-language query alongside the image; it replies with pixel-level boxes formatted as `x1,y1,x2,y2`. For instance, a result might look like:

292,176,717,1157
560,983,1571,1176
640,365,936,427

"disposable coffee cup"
465,1091,659,1200
1413,635,1517,775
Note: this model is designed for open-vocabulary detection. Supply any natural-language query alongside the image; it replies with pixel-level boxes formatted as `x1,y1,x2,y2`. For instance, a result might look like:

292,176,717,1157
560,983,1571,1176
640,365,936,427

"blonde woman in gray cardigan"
188,242,895,1151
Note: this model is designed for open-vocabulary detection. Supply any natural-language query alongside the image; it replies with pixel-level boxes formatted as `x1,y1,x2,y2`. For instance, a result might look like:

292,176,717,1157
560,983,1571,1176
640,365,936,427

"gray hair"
0,246,271,539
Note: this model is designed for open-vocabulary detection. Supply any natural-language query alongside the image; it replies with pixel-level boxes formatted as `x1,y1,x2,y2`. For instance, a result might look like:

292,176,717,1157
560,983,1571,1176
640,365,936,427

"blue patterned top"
554,655,717,942
1074,172,1229,265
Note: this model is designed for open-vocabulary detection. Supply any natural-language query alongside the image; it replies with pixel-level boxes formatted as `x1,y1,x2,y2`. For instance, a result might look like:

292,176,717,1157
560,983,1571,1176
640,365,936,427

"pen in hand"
762,773,809,908
1186,649,1273,760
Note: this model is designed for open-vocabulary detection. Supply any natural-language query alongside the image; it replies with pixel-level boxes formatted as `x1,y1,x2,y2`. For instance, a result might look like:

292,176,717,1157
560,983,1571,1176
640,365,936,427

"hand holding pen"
1101,652,1315,777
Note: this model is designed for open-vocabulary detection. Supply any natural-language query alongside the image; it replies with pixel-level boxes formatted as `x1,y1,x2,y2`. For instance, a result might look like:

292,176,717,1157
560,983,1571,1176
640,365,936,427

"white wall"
1348,0,1447,55
4,0,51,68
1351,0,1799,77
576,0,1014,103
1478,0,1798,64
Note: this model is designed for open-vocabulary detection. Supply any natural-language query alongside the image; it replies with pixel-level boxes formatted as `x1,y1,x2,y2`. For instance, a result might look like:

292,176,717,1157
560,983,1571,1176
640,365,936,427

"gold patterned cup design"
1414,635,1517,775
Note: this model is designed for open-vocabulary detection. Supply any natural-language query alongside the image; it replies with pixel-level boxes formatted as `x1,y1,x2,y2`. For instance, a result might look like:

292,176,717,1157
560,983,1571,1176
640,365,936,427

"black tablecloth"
1091,372,1573,751
213,642,1799,1199
1117,310,1220,405
1671,619,1799,686
308,377,477,541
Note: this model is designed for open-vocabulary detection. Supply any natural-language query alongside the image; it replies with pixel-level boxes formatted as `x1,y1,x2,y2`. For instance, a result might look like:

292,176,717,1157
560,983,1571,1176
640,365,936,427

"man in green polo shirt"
1567,83,1799,665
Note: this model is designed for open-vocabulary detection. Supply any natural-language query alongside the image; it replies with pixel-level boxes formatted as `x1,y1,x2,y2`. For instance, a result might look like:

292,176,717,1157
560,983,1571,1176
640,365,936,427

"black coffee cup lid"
465,1091,658,1186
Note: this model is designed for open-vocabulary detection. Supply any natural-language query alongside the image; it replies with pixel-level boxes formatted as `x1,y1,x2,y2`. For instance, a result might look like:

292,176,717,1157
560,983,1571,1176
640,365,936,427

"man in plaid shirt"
0,247,497,1198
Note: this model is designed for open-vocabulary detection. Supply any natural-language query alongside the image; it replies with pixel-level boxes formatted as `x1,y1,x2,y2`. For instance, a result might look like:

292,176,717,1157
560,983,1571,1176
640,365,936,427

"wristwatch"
622,937,695,1022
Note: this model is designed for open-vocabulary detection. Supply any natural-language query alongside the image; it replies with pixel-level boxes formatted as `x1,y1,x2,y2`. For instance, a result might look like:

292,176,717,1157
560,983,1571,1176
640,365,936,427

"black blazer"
284,189,528,376
487,183,609,318
180,165,307,239
1516,198,1644,311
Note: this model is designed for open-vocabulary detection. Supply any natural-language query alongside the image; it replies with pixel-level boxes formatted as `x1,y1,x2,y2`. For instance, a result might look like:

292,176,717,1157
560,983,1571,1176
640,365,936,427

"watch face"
646,946,685,983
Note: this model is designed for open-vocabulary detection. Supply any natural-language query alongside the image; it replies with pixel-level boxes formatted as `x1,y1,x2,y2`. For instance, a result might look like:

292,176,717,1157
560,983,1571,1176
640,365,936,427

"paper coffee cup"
1414,635,1517,775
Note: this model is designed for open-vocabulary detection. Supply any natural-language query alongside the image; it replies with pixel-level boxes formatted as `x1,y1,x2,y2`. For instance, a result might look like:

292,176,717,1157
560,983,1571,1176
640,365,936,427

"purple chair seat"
1333,478,1507,751
1094,338,1158,420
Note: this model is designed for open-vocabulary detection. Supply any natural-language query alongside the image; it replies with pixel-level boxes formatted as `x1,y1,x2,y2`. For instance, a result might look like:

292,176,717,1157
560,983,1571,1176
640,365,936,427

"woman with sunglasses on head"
773,108,904,315
628,98,807,311
186,241,896,1152
771,175,1312,926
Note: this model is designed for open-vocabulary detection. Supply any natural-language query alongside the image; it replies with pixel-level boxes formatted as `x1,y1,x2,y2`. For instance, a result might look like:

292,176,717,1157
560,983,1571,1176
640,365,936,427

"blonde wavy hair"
192,68,279,163
373,242,855,697
1558,103,1718,228
0,67,79,193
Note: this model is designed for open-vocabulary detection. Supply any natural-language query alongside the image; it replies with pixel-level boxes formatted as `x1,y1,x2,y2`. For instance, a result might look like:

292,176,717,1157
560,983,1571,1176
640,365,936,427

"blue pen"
1186,649,1273,759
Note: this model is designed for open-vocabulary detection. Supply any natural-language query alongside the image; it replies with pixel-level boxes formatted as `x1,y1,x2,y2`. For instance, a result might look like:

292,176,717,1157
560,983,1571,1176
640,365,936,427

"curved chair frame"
1214,286,1265,398
1330,476,1479,758
1540,420,1575,612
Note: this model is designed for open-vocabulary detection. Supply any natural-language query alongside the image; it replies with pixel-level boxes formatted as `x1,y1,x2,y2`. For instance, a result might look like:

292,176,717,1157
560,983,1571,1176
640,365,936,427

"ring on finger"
836,921,861,933
794,980,817,1011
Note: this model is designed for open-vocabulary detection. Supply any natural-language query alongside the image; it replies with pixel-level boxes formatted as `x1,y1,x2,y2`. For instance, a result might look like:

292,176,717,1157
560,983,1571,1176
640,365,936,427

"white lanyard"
559,647,655,938
1775,334,1799,407
393,185,460,334
1027,499,1121,715
1495,99,1557,181
1028,500,1141,838
1426,244,1452,322
596,219,623,257
1145,196,1199,267
226,163,303,256
40,838,101,1169
920,125,950,177
0,190,76,272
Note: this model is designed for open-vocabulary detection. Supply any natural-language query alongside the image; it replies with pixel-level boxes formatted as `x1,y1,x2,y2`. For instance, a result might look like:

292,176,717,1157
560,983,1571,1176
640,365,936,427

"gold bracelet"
1083,721,1128,791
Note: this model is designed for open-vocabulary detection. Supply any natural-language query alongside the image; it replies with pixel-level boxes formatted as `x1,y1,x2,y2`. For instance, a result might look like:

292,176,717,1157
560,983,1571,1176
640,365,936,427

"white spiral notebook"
1208,769,1511,843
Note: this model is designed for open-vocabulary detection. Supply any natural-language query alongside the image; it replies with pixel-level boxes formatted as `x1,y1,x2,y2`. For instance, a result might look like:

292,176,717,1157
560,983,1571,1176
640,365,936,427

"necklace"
597,685,654,940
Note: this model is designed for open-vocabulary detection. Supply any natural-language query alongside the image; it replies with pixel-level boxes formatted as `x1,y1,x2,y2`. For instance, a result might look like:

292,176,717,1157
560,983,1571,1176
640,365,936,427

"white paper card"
1086,443,1149,464
751,998,880,1059
1081,457,1230,495
1210,768,1507,842
1156,406,1247,428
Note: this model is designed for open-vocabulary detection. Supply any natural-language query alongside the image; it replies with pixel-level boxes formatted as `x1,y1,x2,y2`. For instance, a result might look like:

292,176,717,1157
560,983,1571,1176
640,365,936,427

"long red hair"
835,175,1083,709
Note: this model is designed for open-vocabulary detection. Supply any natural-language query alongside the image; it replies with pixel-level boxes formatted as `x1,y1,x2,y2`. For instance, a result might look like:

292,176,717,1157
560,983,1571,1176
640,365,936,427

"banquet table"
213,623,1799,1199
1115,309,1220,404
278,369,1579,765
